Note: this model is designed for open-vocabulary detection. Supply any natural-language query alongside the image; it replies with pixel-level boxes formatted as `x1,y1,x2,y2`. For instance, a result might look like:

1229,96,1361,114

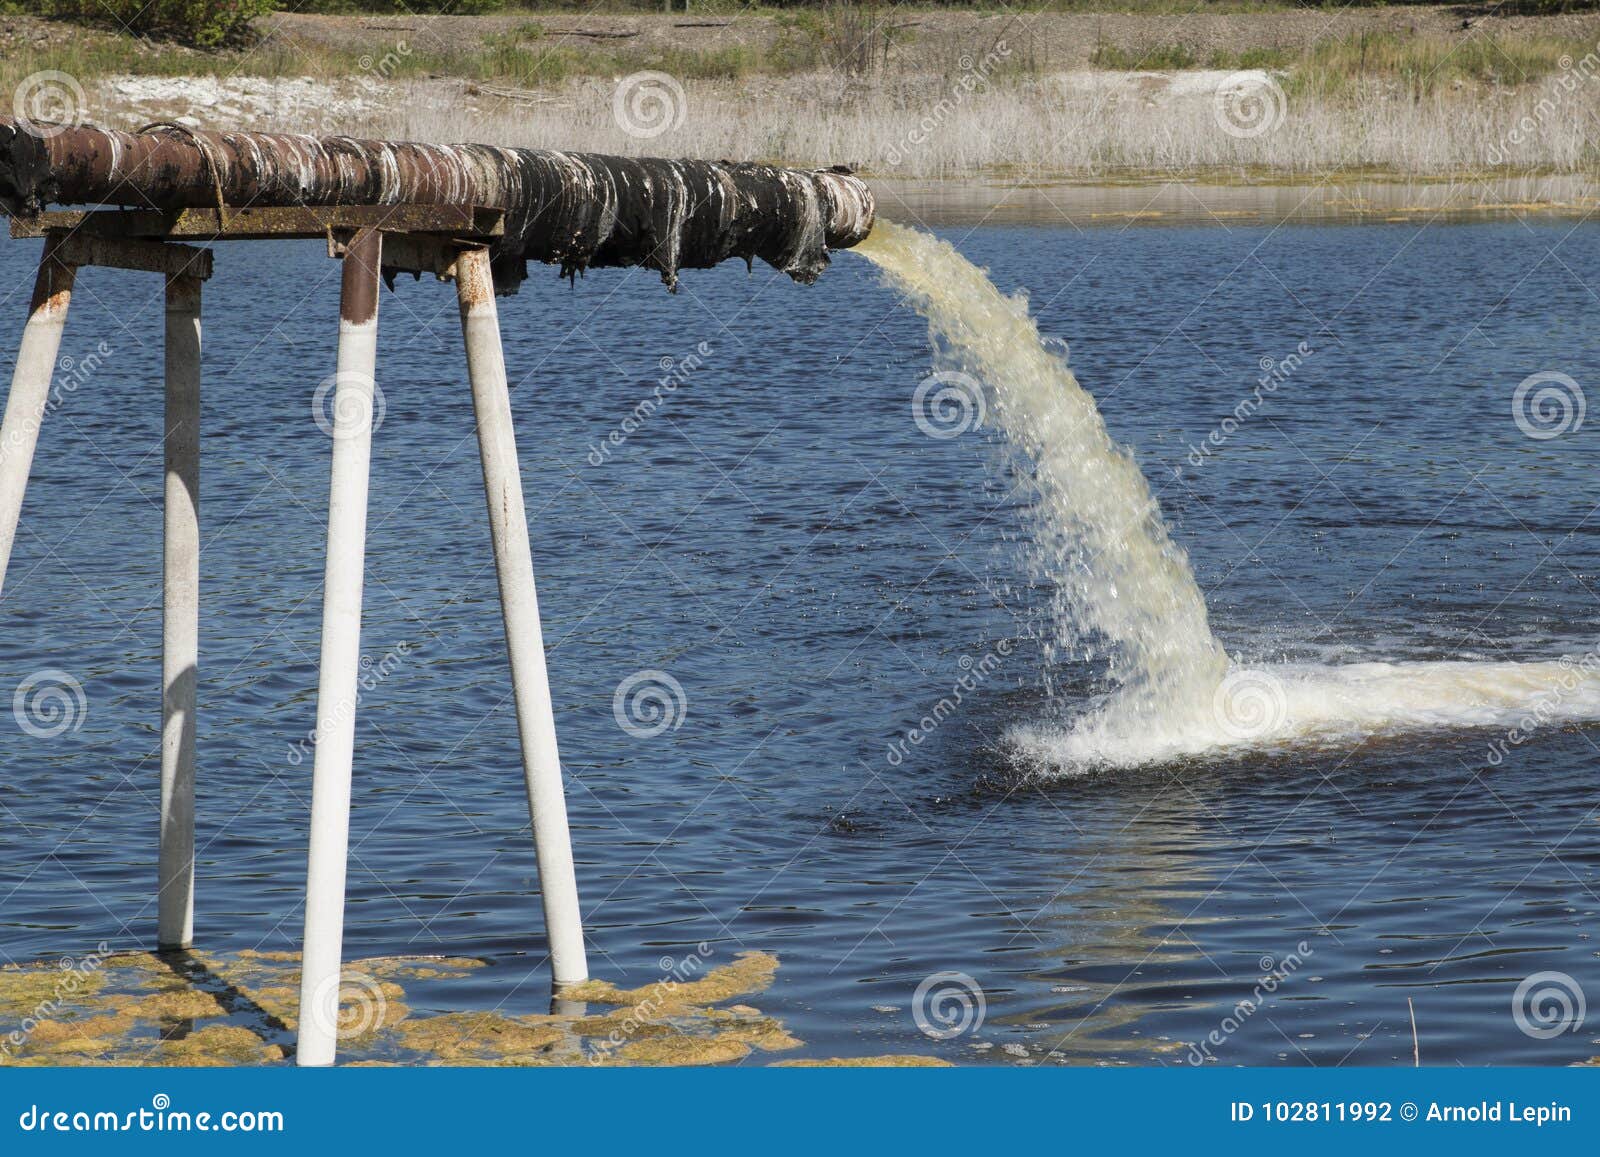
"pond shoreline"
877,173,1600,227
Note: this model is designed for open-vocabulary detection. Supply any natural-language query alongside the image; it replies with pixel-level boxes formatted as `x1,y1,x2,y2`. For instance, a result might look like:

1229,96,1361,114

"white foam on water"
856,221,1600,772
1013,659,1600,770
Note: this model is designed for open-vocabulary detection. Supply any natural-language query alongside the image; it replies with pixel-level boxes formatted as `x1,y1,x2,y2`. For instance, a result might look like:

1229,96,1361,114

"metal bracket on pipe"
326,230,481,282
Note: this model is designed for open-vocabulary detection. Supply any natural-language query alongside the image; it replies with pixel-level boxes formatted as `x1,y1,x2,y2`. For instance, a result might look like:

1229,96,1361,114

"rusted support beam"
328,230,465,283
0,117,875,293
51,232,214,281
11,204,505,242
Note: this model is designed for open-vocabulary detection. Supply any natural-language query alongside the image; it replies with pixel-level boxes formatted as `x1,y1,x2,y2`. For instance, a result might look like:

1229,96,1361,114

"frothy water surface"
857,222,1600,770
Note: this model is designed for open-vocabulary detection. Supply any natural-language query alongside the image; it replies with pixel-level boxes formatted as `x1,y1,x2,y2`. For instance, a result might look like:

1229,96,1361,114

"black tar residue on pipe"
0,117,875,295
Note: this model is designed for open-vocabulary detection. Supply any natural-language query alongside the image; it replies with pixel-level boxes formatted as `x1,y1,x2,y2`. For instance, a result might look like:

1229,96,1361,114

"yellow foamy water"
856,222,1229,710
856,222,1600,771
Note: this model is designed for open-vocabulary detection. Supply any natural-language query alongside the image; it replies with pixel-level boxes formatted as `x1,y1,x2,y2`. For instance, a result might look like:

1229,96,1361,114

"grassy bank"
5,8,1600,179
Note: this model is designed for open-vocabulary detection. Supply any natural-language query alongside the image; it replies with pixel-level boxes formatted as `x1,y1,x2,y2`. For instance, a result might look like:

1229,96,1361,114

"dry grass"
205,69,1591,179
6,11,1600,180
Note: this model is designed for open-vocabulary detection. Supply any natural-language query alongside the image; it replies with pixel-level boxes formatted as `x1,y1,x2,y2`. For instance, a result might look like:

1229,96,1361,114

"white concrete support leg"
456,247,588,988
296,228,383,1067
159,274,201,951
0,235,75,596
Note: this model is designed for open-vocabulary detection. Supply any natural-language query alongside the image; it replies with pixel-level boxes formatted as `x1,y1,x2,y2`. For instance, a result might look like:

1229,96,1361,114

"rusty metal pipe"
0,117,875,293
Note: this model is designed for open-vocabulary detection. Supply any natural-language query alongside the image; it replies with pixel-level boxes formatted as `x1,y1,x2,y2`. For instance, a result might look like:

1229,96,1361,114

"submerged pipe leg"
0,234,75,596
457,246,588,988
159,274,201,951
296,228,383,1067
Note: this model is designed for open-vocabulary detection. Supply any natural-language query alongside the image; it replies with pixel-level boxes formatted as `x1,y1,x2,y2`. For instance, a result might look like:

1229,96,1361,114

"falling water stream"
856,221,1600,770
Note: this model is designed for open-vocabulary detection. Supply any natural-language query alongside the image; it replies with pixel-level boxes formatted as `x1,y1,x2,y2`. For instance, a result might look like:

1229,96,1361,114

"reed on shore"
6,10,1600,180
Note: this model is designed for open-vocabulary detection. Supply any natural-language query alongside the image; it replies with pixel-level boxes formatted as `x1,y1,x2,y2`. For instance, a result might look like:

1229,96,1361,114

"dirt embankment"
262,6,1600,70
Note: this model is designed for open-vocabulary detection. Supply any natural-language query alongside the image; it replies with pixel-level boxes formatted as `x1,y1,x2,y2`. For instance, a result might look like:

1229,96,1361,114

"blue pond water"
2,218,1598,1066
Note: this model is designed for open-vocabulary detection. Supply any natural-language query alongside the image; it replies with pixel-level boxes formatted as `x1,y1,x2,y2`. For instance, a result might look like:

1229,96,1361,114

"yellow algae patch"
0,964,106,1017
0,945,818,1069
146,1026,281,1067
395,1012,569,1063
772,1055,954,1067
699,1008,802,1052
564,951,778,1009
130,990,230,1021
20,1014,136,1059
358,956,486,981
612,1035,751,1066
239,984,300,1029
100,951,178,975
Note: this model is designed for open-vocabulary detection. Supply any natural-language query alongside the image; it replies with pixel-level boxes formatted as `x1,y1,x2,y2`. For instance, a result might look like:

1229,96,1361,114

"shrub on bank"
42,0,277,47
